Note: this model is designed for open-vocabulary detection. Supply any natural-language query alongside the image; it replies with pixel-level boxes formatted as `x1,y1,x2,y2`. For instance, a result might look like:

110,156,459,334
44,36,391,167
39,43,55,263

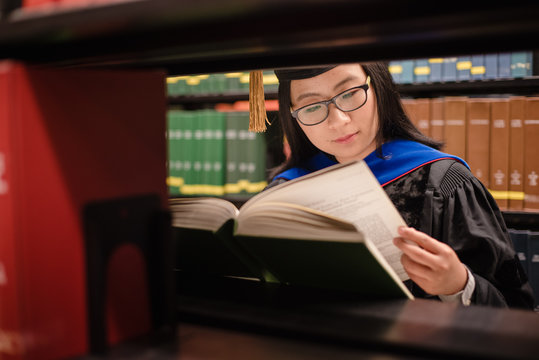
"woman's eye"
304,104,322,113
341,89,358,99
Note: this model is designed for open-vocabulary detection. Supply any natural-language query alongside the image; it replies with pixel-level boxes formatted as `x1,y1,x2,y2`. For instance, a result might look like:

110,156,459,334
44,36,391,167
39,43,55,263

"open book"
171,160,413,299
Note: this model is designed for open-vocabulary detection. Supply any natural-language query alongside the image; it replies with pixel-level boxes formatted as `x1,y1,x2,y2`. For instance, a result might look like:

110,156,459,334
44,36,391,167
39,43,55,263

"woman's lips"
334,132,358,144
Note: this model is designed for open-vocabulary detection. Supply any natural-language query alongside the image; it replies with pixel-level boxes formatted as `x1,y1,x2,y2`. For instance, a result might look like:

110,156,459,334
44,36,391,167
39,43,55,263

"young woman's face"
290,64,378,163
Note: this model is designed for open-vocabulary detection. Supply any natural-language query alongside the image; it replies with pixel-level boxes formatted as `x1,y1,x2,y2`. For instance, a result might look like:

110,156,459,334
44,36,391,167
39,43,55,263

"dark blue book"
457,56,471,81
509,229,530,277
528,231,539,310
413,59,430,83
471,55,485,81
429,58,443,82
498,52,512,78
401,60,414,84
442,57,457,82
484,53,498,80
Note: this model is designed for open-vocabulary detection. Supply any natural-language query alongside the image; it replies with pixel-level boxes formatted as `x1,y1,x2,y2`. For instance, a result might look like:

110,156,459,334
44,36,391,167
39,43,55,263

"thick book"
466,99,491,187
415,98,431,137
489,99,510,210
172,160,414,300
443,97,467,159
524,98,539,210
430,98,445,143
508,97,526,210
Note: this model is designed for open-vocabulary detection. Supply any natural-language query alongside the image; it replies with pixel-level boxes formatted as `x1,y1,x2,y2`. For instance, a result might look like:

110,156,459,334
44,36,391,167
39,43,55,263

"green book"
171,160,413,299
166,110,182,195
224,112,245,195
245,130,267,194
211,111,227,195
180,111,196,195
199,109,213,195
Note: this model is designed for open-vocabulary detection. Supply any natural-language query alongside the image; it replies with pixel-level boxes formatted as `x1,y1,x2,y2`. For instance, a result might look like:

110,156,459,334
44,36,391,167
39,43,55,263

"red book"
0,61,168,359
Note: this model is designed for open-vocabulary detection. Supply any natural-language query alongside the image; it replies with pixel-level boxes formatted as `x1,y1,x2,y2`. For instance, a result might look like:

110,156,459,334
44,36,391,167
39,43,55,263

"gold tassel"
249,70,269,132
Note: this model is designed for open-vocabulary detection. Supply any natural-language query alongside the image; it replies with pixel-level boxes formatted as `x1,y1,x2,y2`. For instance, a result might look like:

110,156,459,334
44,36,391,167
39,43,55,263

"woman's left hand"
393,226,468,296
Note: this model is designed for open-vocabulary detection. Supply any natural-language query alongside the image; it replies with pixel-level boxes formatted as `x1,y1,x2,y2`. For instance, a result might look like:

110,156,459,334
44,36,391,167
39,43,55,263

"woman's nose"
326,104,351,129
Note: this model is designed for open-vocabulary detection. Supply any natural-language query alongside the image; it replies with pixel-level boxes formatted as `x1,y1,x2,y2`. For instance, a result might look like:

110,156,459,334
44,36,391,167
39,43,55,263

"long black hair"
269,62,442,179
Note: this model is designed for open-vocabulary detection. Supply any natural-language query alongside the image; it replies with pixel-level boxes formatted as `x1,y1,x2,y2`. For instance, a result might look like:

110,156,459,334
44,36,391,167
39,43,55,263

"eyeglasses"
291,76,371,126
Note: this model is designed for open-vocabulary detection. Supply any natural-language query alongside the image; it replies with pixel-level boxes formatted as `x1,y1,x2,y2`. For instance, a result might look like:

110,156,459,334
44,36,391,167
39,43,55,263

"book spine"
484,53,498,80
466,99,491,188
201,109,214,195
179,111,193,195
511,51,529,78
470,54,485,80
413,59,430,83
215,111,227,195
415,98,431,137
524,98,539,210
498,52,512,78
225,112,241,195
401,98,418,127
400,60,414,84
0,61,25,360
429,98,445,143
192,112,204,194
528,231,539,311
443,97,467,159
166,110,181,195
237,112,250,195
442,57,457,82
489,99,510,210
388,61,403,83
456,56,472,81
428,58,443,83
509,97,526,210
508,229,530,277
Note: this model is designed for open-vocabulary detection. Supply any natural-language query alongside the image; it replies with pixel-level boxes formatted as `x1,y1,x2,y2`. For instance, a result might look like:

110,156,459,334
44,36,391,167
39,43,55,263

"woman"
267,63,534,309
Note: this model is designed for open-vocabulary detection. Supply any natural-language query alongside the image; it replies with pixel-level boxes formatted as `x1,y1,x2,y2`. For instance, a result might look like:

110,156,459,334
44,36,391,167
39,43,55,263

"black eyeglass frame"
290,76,371,126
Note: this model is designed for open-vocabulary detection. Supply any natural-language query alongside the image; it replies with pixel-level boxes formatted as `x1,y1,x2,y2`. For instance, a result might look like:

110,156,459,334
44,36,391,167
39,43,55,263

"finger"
401,253,432,282
393,237,439,269
397,226,446,254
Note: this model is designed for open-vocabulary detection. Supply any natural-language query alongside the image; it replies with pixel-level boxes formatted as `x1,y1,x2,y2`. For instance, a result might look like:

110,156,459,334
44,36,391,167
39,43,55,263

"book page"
242,161,409,281
170,197,239,232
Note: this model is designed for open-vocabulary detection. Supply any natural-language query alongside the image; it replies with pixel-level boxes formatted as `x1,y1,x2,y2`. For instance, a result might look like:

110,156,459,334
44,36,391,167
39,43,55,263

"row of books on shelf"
402,95,539,211
389,51,534,84
166,51,535,98
167,109,267,197
509,228,539,310
167,71,279,97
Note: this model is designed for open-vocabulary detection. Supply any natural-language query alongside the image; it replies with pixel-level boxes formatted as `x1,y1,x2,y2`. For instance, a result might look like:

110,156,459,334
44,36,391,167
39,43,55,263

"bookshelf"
2,1,539,359
1,0,539,73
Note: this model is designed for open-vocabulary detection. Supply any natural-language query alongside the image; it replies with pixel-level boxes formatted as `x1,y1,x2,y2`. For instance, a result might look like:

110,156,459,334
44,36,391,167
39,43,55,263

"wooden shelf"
1,0,539,74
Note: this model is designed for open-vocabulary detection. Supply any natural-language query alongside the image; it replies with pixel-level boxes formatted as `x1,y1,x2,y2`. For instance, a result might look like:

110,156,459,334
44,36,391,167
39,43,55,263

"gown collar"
273,139,469,186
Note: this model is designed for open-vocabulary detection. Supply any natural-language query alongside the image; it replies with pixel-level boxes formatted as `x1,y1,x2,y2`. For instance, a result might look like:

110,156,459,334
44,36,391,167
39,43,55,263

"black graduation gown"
267,159,535,309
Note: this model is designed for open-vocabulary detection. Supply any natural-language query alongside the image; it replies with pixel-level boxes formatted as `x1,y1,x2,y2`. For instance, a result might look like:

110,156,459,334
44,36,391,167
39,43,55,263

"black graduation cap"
274,65,337,81
248,66,336,132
